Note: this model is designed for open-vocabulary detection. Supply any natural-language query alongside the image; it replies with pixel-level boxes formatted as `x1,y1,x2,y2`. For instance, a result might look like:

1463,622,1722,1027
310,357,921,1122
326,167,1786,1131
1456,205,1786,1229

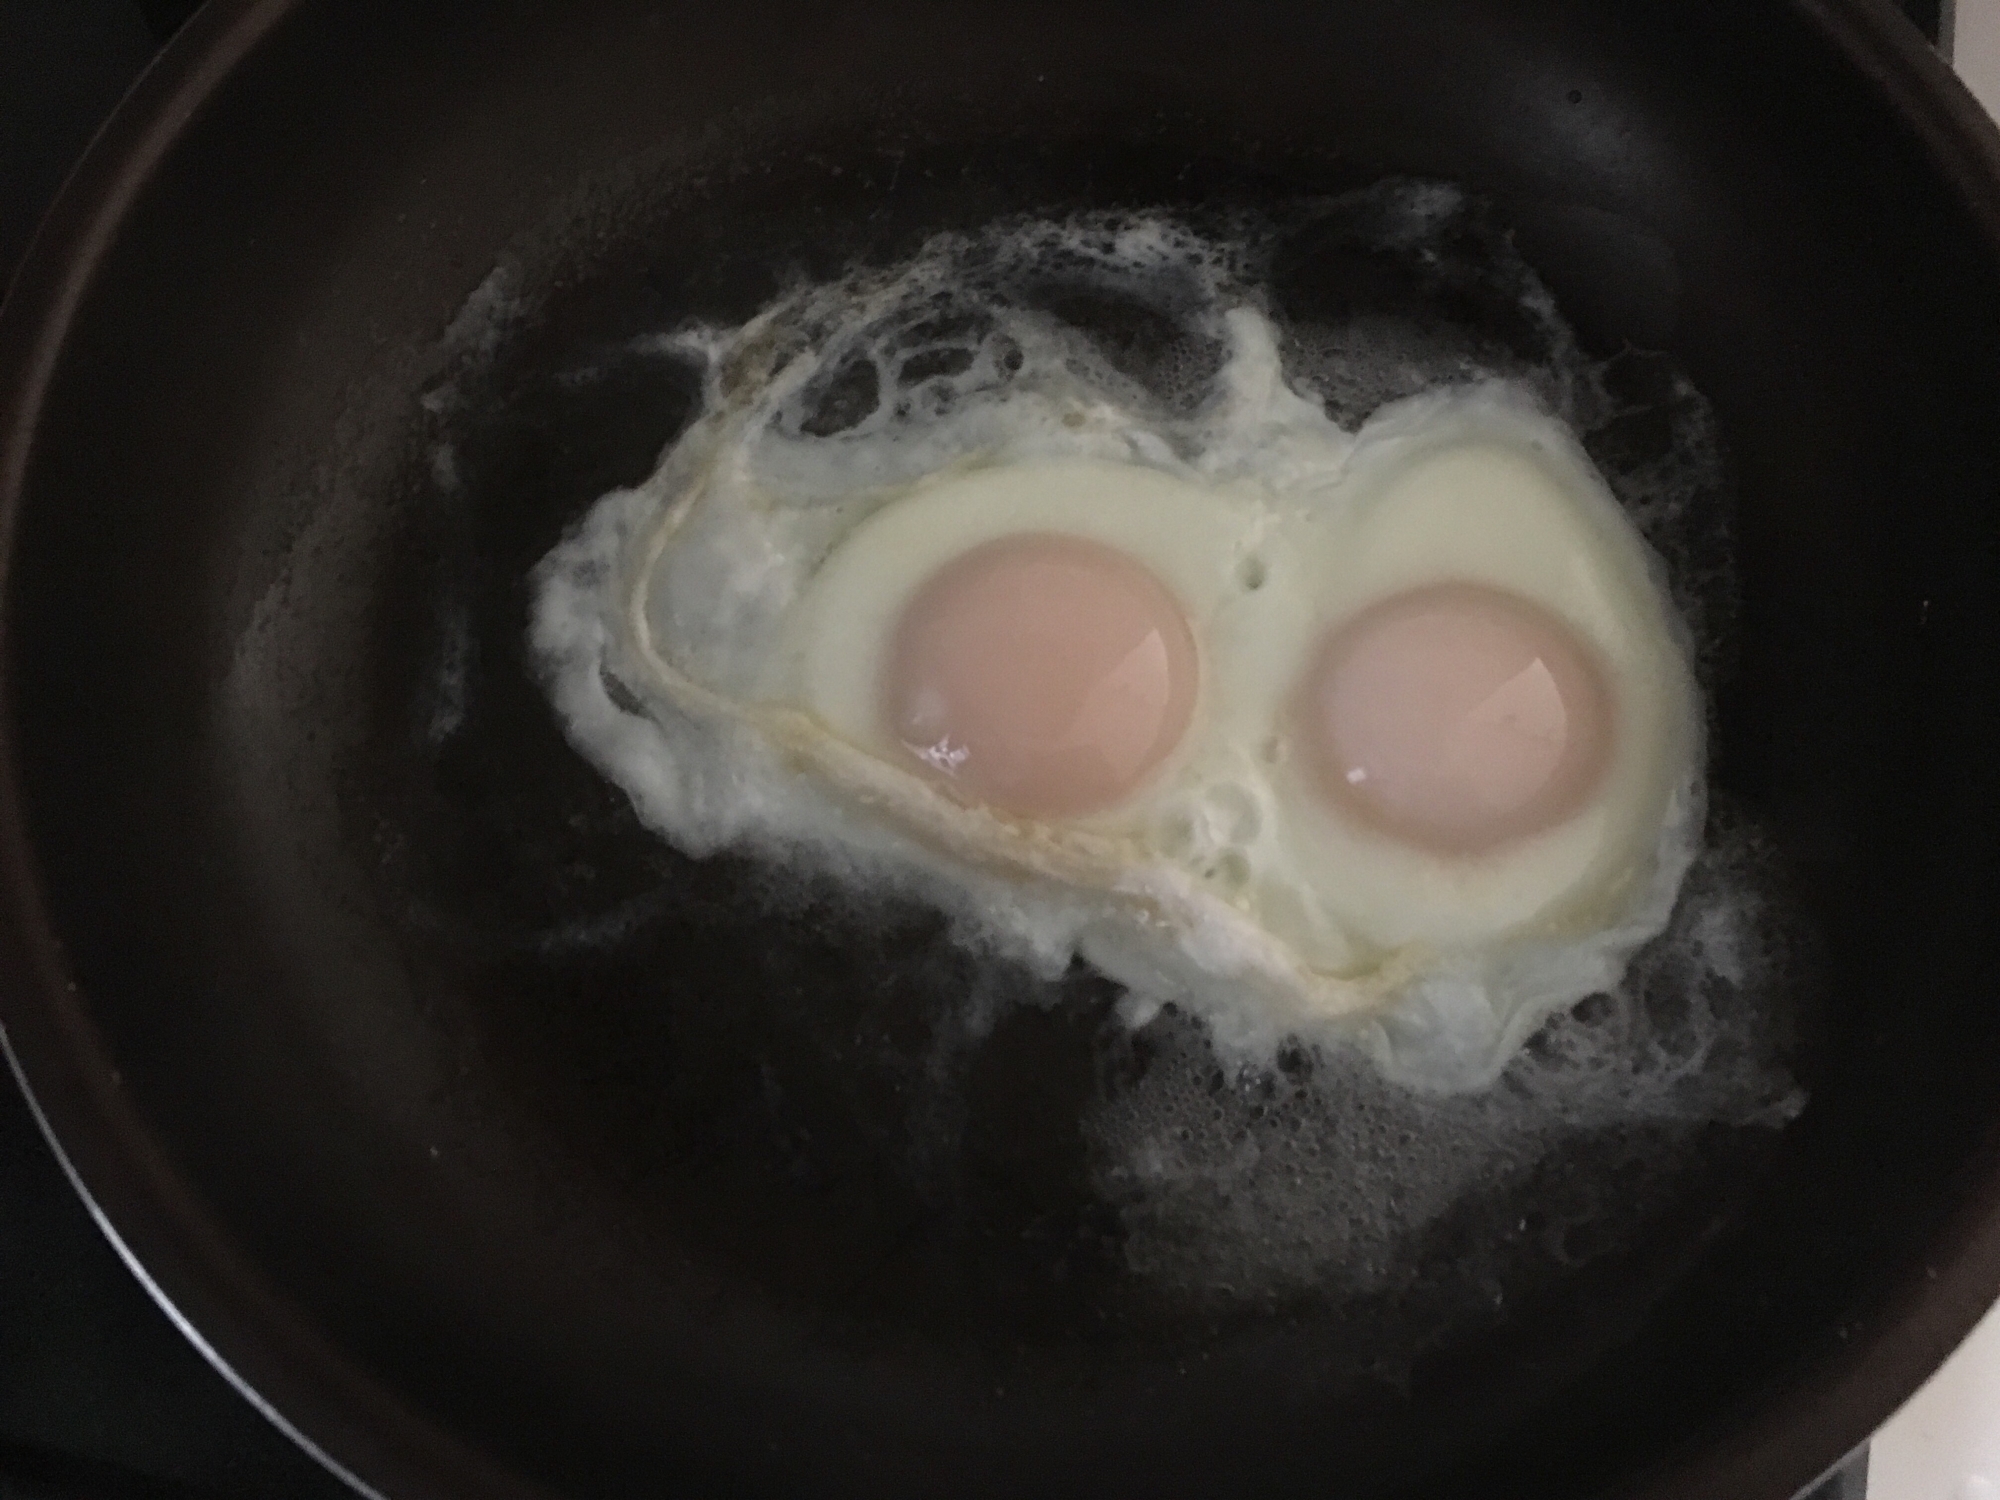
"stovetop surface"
0,2,1950,1497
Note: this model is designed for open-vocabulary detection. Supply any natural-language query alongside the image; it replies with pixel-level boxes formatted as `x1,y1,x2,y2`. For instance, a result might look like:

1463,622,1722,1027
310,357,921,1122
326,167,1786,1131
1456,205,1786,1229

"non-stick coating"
4,1,2000,1497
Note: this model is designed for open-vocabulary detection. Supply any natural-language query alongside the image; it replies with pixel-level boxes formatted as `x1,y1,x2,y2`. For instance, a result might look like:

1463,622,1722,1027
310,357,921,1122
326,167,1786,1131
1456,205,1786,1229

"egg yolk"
1301,582,1612,854
883,533,1199,819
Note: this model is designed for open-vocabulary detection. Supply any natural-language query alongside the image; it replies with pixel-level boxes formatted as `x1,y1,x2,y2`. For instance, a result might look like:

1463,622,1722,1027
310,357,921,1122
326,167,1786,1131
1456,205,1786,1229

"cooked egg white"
533,217,1703,1090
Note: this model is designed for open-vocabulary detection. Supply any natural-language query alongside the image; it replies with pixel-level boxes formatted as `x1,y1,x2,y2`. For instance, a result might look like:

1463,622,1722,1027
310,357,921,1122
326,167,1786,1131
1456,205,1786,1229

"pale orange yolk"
882,534,1199,819
1301,582,1613,854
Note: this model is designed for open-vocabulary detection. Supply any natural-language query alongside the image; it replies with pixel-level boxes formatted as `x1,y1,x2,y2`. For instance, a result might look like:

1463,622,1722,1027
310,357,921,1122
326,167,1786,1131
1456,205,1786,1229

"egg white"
535,251,1703,1089
688,383,1696,989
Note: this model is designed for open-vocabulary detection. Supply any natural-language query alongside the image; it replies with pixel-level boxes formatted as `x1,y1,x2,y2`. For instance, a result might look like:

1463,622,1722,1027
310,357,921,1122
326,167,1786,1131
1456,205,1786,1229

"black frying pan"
4,2,2000,1497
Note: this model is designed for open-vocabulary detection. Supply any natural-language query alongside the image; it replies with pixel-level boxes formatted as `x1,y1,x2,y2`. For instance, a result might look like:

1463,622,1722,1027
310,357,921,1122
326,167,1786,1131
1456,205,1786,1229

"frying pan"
4,1,2000,1496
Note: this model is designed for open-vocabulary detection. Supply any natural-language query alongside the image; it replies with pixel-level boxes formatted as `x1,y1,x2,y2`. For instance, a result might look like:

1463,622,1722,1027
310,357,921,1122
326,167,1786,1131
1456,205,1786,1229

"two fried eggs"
532,219,1702,1091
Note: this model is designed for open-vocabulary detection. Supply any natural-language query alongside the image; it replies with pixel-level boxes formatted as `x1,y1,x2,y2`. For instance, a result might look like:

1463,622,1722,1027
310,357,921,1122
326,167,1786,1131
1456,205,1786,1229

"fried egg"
533,215,1703,1090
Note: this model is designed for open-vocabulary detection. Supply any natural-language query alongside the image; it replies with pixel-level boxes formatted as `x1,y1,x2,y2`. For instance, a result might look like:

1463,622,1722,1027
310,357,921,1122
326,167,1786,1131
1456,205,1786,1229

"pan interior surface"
6,1,2000,1498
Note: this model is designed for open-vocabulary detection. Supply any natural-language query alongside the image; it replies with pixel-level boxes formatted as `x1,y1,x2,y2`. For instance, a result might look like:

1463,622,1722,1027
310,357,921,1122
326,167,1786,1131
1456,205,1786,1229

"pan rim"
0,3,1996,1499
0,4,561,1497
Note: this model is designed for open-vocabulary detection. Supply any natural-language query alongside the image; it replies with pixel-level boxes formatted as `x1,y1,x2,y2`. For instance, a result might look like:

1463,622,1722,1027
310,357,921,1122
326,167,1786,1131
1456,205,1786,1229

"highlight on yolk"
882,533,1199,819
1299,581,1613,854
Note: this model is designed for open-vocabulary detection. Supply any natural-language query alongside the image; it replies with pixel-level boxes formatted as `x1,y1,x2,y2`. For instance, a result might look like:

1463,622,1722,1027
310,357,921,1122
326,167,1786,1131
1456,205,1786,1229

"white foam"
1088,813,1804,1301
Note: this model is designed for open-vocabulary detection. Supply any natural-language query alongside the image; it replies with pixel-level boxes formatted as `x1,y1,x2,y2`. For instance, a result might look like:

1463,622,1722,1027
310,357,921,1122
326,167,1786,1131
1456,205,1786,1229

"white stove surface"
1874,1292,2000,1500
1960,1,2000,121
1852,11,2000,1498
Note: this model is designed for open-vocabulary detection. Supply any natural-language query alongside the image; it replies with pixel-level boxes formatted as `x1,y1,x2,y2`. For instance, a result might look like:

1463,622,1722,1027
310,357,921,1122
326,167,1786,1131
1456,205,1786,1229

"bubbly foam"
1087,808,1804,1301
